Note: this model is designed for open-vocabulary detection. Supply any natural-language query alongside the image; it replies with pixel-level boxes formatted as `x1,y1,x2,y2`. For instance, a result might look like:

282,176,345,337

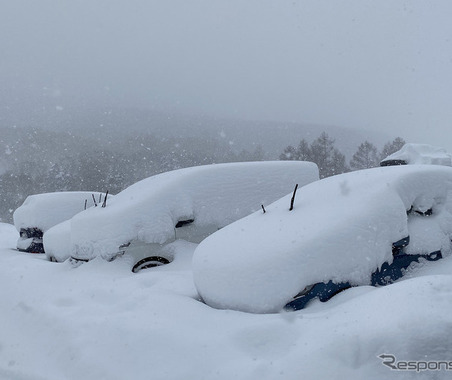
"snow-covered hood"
193,165,452,313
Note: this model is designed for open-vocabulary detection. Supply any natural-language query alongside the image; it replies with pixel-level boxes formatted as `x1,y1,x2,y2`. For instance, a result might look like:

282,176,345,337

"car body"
13,191,109,254
193,165,452,313
380,143,452,167
45,161,319,268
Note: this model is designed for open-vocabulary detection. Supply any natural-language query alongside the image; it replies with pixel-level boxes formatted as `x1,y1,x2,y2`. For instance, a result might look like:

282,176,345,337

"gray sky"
1,1,452,150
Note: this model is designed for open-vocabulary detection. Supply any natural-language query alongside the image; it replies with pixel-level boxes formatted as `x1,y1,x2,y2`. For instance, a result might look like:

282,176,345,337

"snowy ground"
1,222,452,380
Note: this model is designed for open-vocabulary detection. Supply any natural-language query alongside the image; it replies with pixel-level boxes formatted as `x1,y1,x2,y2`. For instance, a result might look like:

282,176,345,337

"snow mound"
193,165,452,313
2,215,452,379
65,161,319,261
381,143,452,166
13,191,109,232
43,220,71,262
0,223,18,248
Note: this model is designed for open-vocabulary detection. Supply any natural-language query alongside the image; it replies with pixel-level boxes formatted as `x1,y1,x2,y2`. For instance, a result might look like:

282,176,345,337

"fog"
1,0,452,150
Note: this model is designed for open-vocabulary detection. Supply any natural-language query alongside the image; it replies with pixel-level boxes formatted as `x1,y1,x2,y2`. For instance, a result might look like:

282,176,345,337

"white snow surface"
382,143,452,166
66,161,319,261
193,165,452,313
1,223,452,380
13,191,109,232
43,219,72,262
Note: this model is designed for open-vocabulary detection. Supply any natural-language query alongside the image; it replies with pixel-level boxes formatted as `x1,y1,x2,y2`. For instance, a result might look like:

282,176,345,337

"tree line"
279,132,405,178
0,126,406,223
0,126,264,223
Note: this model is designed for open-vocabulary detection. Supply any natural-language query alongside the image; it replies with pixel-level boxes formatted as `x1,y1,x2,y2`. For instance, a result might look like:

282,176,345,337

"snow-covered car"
43,219,72,262
49,161,319,269
13,191,109,254
380,143,452,167
193,165,452,313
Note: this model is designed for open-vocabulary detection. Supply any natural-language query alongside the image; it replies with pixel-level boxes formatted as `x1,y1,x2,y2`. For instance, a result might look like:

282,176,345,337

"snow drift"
2,222,452,380
43,219,72,262
193,165,452,313
62,161,319,261
381,143,452,166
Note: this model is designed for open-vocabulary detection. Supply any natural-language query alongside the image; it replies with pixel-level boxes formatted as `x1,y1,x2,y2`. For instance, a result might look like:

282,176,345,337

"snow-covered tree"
310,132,349,178
279,145,298,160
330,149,349,177
297,139,312,161
350,141,379,170
280,132,348,178
310,132,335,178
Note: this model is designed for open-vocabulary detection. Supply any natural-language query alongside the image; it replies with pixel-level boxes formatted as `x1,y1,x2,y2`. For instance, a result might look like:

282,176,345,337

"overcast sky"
1,1,452,150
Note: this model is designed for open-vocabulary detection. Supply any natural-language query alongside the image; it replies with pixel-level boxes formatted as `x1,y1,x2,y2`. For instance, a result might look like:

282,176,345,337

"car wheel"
132,256,170,273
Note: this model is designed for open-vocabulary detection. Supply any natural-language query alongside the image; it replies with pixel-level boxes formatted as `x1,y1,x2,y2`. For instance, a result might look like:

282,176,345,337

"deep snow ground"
1,223,452,380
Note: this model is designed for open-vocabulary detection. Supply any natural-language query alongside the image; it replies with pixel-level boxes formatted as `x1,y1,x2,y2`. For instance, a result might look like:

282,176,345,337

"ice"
381,143,452,166
193,165,452,313
63,161,319,261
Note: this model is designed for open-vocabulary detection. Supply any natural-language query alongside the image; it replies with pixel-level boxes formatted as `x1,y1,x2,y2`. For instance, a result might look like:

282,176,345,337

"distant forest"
0,126,263,222
0,124,404,223
280,132,405,178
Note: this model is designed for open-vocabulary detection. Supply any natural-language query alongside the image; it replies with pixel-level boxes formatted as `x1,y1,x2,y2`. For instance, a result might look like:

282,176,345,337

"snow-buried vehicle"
51,161,319,268
192,165,452,313
380,143,452,167
13,192,109,254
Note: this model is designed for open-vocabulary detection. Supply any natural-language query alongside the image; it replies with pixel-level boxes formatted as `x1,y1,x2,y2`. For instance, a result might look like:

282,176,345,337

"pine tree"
350,141,379,170
380,137,406,162
279,132,348,178
297,139,312,161
310,132,336,178
279,145,298,160
330,149,349,177
250,145,265,161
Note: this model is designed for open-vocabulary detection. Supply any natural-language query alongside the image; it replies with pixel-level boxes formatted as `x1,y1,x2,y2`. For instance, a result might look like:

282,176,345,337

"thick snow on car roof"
67,161,319,261
193,165,452,313
13,192,108,232
381,143,452,166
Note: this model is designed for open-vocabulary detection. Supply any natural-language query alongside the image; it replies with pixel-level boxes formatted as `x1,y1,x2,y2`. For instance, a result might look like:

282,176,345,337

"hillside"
1,106,391,159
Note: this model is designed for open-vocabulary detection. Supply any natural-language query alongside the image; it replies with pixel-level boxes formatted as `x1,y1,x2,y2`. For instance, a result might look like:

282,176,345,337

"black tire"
132,256,170,273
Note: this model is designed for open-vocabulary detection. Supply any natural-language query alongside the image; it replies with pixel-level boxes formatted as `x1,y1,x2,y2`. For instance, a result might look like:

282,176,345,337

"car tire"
132,256,170,273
